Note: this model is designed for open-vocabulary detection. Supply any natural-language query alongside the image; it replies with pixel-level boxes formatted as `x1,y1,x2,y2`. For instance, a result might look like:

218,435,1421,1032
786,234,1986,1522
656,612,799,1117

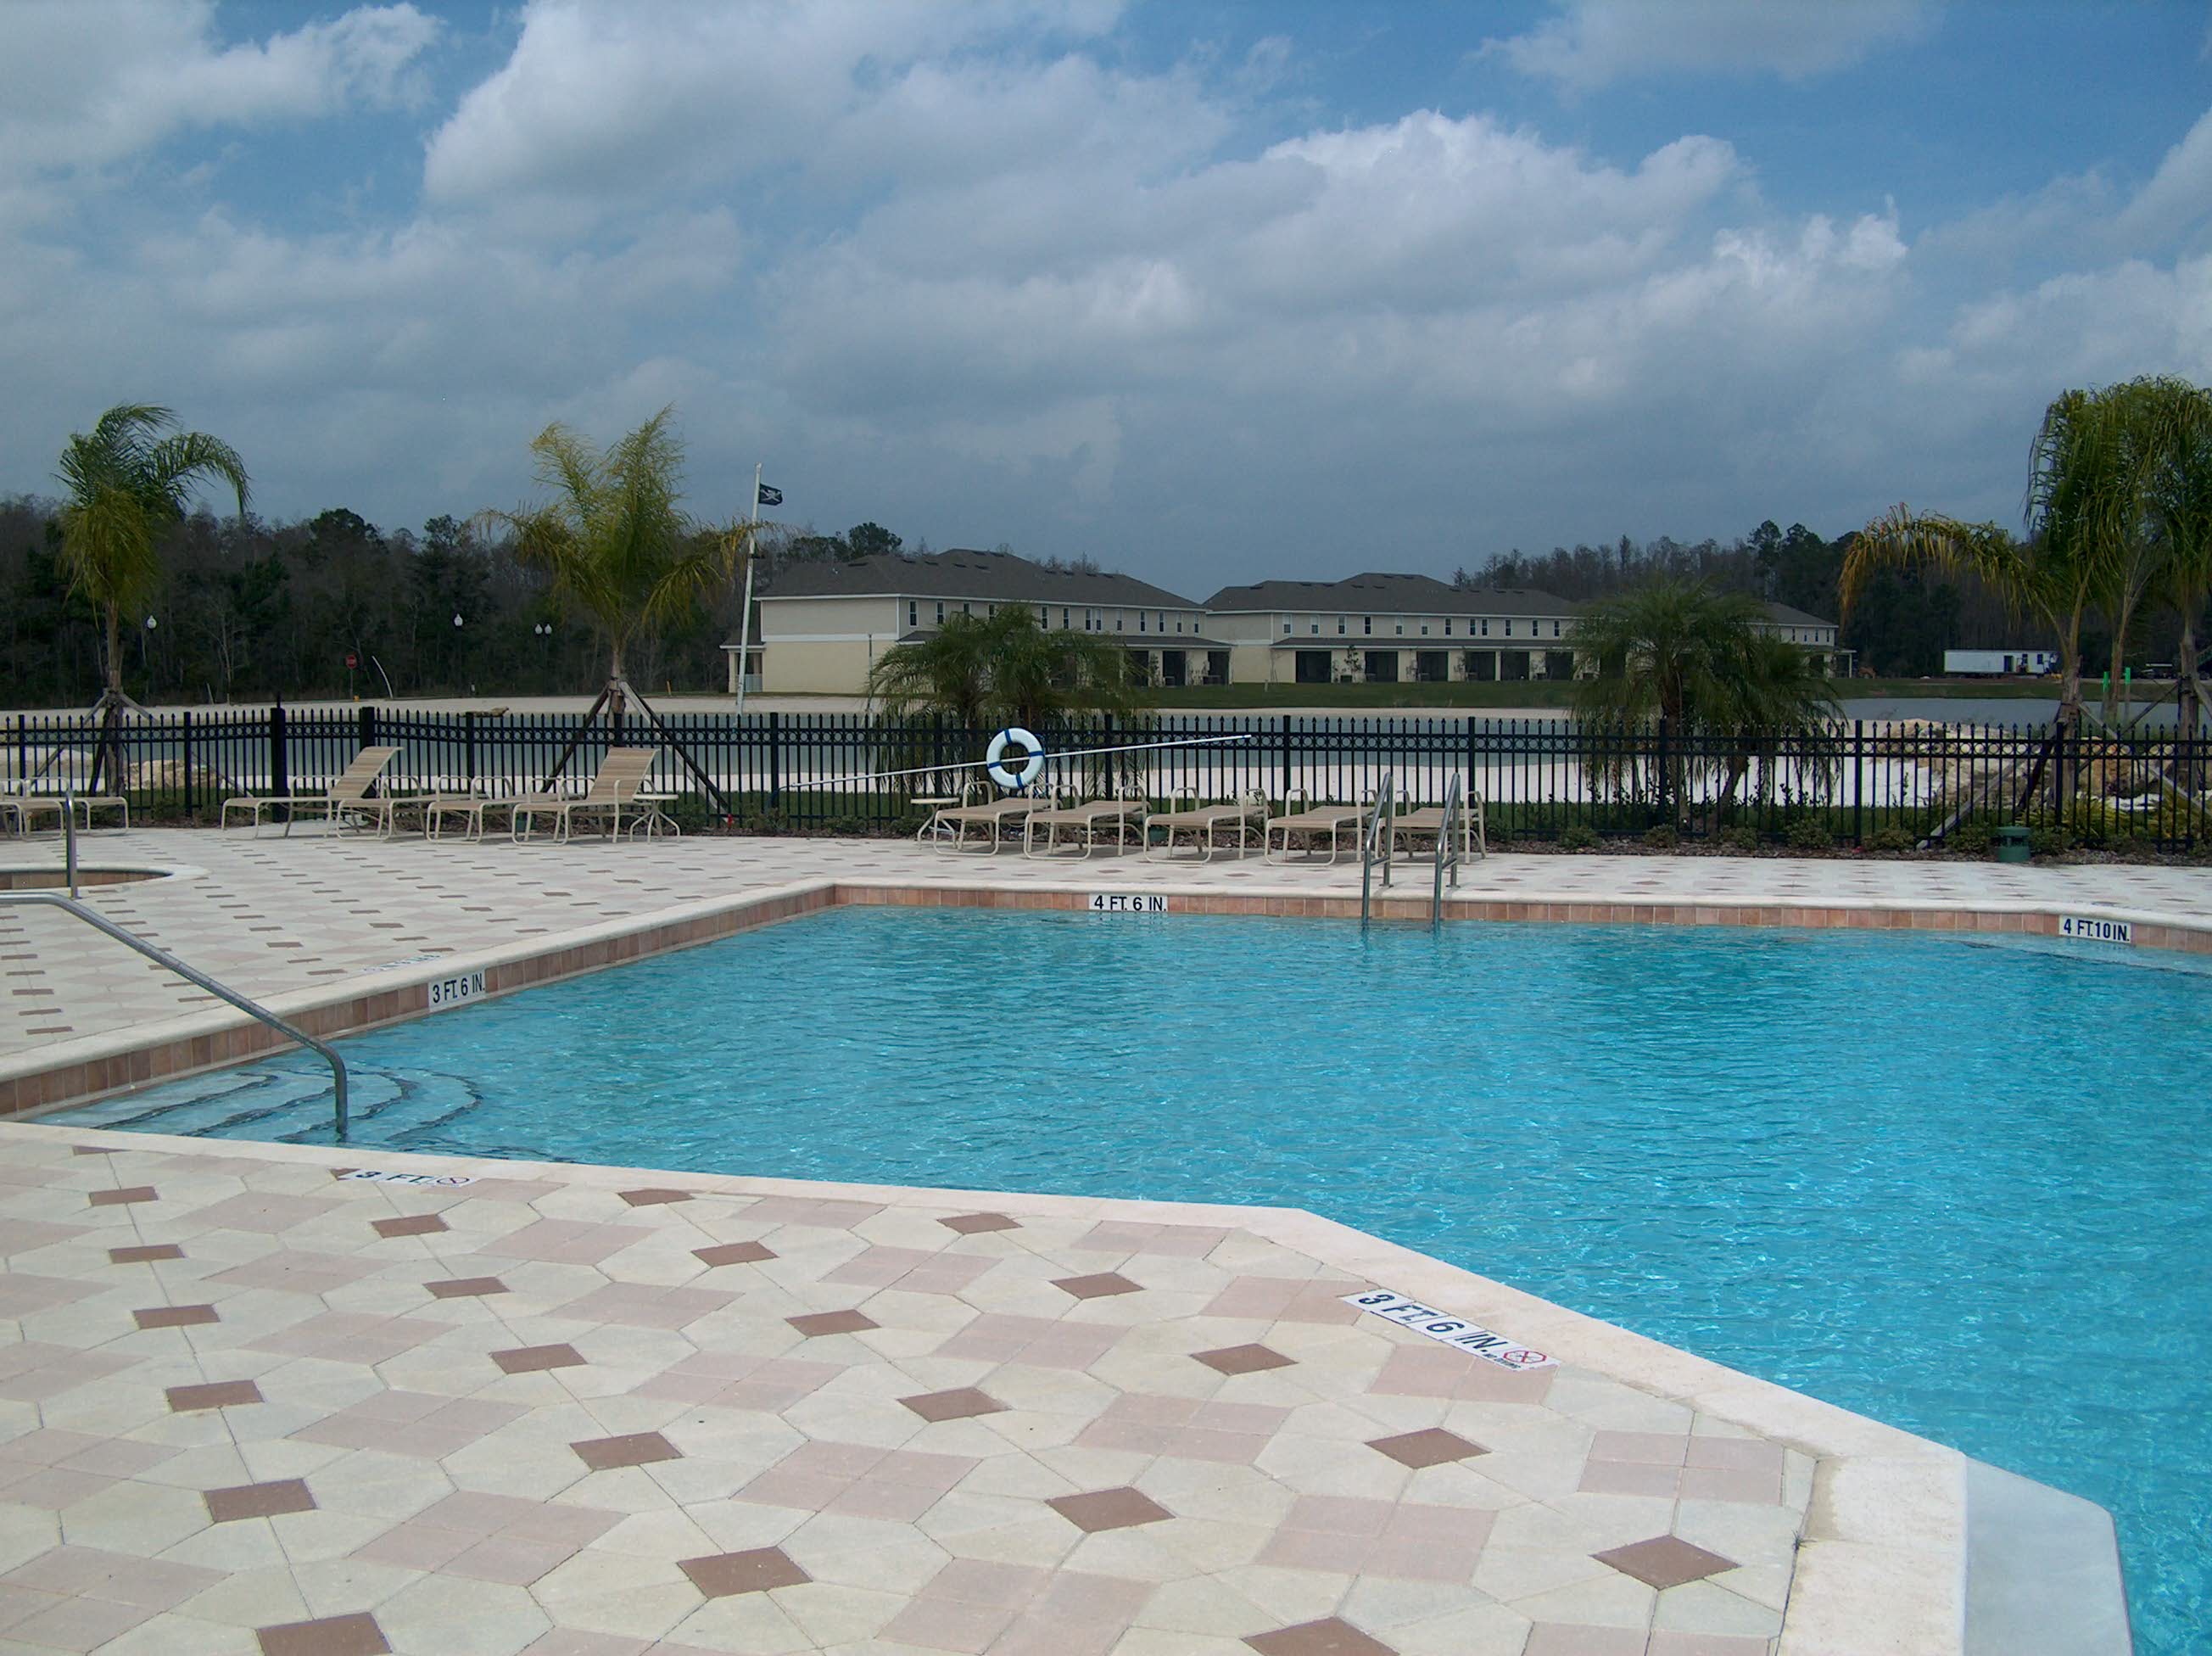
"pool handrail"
1360,770,1394,926
1431,772,1462,936
0,891,349,1142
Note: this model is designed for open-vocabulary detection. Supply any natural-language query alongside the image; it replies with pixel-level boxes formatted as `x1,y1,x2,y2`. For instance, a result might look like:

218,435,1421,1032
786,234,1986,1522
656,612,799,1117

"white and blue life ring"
986,726,1045,792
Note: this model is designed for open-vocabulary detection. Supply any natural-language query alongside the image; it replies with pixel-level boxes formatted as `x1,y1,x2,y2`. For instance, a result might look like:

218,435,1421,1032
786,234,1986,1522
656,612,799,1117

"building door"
1463,650,1496,682
1206,650,1230,685
1294,650,1332,685
1500,650,1530,681
1416,651,1449,683
1126,650,1153,686
1160,650,1187,687
1543,651,1574,680
1365,650,1399,683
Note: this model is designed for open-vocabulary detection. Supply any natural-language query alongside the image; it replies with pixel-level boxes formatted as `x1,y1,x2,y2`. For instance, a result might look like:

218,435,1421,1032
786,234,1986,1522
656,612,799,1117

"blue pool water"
67,909,2212,1651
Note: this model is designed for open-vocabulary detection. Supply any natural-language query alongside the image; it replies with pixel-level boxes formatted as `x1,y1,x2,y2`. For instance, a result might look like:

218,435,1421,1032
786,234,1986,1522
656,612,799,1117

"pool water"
68,909,2212,1651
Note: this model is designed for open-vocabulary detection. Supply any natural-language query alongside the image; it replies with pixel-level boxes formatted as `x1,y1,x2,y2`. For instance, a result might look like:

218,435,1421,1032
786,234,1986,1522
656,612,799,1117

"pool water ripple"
64,907,2212,1652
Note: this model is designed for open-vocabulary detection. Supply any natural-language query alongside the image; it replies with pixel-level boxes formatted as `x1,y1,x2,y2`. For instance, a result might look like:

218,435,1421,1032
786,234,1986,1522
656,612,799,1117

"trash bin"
1995,825,2031,863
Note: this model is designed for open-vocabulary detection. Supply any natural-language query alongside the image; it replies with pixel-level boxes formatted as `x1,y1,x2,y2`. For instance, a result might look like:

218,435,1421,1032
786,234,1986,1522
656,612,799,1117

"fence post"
1654,714,1669,829
181,711,194,819
1279,715,1292,803
768,711,781,814
268,698,290,822
464,711,478,791
357,702,377,752
1852,719,1864,847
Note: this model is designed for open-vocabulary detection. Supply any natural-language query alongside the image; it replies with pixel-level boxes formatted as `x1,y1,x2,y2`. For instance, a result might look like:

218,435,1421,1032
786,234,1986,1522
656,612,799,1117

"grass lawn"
1137,677,2100,711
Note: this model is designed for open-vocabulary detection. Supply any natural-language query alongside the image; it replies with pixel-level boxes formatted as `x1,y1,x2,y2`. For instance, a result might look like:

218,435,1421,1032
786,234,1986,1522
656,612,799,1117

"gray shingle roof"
1761,601,1837,629
762,548,1200,609
1203,572,1574,618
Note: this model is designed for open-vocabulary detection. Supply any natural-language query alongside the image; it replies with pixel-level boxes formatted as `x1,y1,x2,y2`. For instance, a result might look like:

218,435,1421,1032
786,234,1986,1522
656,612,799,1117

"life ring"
986,726,1045,792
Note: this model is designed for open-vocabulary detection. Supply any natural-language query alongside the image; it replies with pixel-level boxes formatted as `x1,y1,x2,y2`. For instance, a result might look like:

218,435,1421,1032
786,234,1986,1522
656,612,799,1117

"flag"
757,484,783,507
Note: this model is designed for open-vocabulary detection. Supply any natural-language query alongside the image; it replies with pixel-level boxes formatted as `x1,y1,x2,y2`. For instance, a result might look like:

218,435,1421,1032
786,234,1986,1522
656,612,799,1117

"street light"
140,614,157,691
533,621,554,693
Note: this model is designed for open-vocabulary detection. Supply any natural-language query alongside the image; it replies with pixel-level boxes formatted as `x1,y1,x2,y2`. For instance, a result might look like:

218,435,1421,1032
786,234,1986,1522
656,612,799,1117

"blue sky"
3,2,2209,598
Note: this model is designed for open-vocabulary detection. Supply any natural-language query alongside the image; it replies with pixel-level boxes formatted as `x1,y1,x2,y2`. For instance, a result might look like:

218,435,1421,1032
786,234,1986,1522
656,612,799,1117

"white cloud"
1489,0,1934,92
0,1,439,179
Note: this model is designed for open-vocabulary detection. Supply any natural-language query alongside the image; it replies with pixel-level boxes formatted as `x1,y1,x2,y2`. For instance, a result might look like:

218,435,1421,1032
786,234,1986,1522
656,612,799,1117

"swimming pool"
64,907,2212,1651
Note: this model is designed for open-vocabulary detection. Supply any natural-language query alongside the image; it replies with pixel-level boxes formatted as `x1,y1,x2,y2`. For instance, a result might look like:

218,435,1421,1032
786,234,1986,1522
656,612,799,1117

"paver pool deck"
0,827,2187,1654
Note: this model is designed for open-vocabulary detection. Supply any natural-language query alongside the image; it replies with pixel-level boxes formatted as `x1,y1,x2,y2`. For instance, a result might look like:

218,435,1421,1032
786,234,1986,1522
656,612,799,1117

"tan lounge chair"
1389,798,1484,862
1144,789,1265,861
1264,789,1372,864
506,747,662,842
221,746,400,836
923,781,1048,853
1024,789,1147,859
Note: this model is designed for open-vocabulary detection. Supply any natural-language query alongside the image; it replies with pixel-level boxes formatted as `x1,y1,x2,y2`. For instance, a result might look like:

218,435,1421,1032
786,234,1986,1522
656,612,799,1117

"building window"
1503,620,1512,637
1038,606,1047,625
1338,617,1347,635
1062,607,1070,628
1282,619,1292,635
961,602,971,615
1420,624,1429,636
935,601,945,624
1311,621,1321,635
1480,619,1489,636
908,601,918,627
1444,619,1452,636
1552,620,1561,638
1394,622,1404,635
1363,617,1372,635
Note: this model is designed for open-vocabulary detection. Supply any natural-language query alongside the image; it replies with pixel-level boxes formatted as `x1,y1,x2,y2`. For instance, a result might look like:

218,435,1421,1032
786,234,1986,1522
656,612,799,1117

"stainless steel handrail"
0,892,349,1140
1360,769,1395,926
1432,772,1462,936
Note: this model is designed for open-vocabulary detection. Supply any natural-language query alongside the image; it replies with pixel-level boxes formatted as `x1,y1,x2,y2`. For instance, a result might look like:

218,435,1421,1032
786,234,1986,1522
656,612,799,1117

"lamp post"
533,621,553,694
451,612,466,700
140,614,157,694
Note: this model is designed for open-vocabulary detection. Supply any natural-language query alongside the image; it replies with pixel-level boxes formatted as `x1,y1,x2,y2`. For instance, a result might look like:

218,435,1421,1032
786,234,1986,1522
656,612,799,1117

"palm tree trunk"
2175,607,2202,740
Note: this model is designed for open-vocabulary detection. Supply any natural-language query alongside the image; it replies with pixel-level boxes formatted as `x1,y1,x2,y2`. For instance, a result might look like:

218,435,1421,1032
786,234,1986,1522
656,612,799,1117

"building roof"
1761,601,1837,629
1202,572,1573,618
761,548,1200,610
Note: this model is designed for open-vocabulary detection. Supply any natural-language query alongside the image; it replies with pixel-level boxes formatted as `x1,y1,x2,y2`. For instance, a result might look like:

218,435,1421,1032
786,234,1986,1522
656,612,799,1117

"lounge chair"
506,747,662,842
1388,803,1483,863
1024,789,1147,859
221,746,400,836
1144,789,1266,861
922,780,1050,853
1264,789,1373,864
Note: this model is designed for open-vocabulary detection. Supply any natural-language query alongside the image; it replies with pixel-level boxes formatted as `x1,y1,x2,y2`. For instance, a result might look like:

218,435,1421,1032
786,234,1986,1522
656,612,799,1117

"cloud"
1489,0,1934,92
0,1,439,180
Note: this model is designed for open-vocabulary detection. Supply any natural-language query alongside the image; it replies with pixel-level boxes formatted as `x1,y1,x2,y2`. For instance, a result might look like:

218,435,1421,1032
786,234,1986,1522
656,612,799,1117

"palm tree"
482,408,741,800
868,607,1140,732
1569,578,1836,822
2137,378,2212,739
55,404,249,789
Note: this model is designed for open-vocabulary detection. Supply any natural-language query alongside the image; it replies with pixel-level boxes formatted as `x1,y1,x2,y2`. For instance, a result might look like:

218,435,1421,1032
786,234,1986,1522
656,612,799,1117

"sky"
3,0,2209,598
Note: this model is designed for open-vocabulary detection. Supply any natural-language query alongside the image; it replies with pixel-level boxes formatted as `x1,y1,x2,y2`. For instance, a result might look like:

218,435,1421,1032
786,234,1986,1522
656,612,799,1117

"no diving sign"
1343,1289,1556,1370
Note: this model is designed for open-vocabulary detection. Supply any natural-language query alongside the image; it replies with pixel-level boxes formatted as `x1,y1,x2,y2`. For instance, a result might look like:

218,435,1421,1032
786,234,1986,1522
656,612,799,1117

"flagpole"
735,462,761,715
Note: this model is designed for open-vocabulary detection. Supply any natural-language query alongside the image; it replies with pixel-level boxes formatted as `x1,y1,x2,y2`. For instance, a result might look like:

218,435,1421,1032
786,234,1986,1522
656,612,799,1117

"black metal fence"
5,705,2204,852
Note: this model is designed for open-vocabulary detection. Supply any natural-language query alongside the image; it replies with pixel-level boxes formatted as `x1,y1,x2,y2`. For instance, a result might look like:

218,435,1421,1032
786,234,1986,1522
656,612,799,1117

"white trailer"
1944,649,2057,676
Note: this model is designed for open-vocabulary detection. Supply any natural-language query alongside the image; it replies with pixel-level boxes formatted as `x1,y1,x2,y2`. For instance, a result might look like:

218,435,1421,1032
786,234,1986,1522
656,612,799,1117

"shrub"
2028,824,2071,859
1864,825,1916,854
1717,823,1760,853
1559,822,1600,852
1642,824,1679,850
1785,815,1833,852
1945,820,1993,856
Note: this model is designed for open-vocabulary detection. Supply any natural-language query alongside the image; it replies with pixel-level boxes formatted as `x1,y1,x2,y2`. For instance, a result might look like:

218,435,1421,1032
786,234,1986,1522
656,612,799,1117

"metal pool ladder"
1359,770,1395,927
0,892,349,1141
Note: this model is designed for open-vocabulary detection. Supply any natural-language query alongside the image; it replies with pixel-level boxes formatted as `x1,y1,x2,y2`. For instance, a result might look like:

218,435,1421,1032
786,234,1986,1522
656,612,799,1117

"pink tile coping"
8,869,2207,1121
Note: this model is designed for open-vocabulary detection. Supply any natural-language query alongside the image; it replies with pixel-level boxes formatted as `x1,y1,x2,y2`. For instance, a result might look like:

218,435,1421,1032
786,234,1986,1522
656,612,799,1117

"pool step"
70,1065,484,1145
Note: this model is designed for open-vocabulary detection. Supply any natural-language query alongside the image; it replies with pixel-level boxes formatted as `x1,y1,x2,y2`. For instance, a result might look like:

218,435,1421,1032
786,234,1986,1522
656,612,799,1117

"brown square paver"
109,1244,185,1264
206,1478,317,1523
493,1344,586,1375
167,1380,263,1413
1047,1487,1172,1532
571,1431,681,1470
679,1546,811,1597
1593,1534,1739,1589
371,1214,449,1239
787,1310,877,1337
1053,1272,1141,1299
901,1387,1007,1423
88,1187,158,1207
1246,1617,1397,1656
1367,1427,1487,1469
134,1305,220,1329
618,1188,693,1206
695,1240,776,1267
425,1276,509,1299
257,1611,389,1655
1195,1343,1294,1375
940,1212,1020,1234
